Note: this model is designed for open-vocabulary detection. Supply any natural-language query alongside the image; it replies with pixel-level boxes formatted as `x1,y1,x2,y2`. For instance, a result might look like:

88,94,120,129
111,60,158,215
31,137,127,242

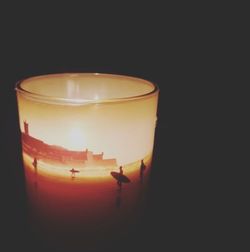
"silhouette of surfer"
117,166,123,189
69,168,79,179
32,157,37,173
140,159,146,183
111,166,130,191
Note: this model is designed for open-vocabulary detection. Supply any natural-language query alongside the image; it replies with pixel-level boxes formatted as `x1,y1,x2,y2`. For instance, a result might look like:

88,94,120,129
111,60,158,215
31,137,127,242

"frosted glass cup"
15,73,159,249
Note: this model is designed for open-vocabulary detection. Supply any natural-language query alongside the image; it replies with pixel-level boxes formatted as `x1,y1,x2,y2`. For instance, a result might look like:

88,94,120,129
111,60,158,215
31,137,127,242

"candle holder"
16,73,159,250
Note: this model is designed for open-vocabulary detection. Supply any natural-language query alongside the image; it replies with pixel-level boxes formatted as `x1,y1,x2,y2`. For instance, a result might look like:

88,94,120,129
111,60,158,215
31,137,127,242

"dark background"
0,4,215,251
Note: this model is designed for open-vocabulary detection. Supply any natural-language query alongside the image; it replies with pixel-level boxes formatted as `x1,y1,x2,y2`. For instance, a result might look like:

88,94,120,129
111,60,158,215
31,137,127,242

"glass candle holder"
16,73,159,249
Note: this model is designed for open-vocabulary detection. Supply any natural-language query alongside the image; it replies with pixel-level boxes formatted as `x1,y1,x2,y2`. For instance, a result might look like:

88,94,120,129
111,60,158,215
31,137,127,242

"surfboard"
70,169,80,173
111,171,130,183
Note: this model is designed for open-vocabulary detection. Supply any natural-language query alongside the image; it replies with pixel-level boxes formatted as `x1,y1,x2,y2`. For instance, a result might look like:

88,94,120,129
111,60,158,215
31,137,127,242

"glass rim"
15,73,159,105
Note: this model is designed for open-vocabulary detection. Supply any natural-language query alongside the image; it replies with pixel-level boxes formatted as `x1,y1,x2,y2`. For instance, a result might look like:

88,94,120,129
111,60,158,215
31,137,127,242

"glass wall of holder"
16,73,159,248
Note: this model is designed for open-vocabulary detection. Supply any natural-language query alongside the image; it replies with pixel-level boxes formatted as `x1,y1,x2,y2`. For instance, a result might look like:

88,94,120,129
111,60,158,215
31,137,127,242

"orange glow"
16,74,159,249
16,73,158,178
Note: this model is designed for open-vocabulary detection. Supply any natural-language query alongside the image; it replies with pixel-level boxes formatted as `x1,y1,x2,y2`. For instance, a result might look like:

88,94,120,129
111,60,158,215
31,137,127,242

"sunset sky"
17,94,158,165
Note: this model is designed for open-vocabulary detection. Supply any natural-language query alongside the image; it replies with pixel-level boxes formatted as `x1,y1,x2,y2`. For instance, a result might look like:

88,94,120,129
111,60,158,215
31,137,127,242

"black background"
0,4,214,251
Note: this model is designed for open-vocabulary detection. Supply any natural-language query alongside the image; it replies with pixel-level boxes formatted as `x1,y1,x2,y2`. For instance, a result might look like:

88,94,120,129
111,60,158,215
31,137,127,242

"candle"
16,73,159,249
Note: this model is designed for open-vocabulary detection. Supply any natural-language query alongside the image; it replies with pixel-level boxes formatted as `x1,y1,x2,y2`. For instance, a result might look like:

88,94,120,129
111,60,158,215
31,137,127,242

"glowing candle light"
16,73,159,249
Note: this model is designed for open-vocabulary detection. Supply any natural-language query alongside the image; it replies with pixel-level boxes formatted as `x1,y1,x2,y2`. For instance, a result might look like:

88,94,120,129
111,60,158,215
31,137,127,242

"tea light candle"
16,73,159,247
